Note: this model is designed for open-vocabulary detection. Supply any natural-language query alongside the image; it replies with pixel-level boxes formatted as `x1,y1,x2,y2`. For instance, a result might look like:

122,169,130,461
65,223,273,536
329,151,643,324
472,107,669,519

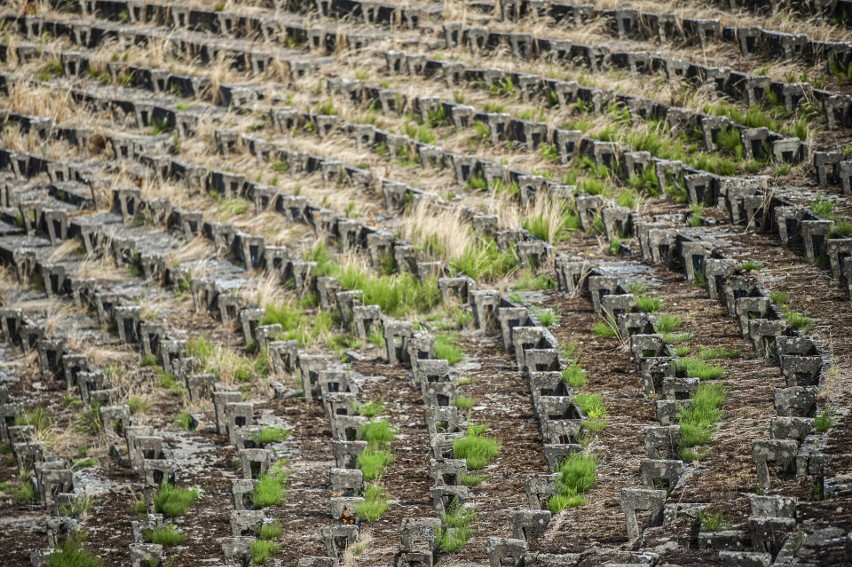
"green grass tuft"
361,420,398,446
355,483,390,521
536,308,560,327
254,426,290,444
453,396,475,411
451,237,518,282
127,396,150,415
435,333,465,365
142,523,186,547
770,291,789,306
673,358,725,380
357,449,393,480
814,408,834,433
561,363,587,388
15,408,52,431
174,411,193,430
699,509,729,532
353,398,385,418
784,310,815,333
635,296,663,313
654,314,684,333
453,427,501,470
513,271,557,291
678,382,726,455
550,453,597,512
251,462,289,508
258,522,282,540
593,317,618,338
436,526,473,553
154,484,199,516
574,393,607,420
459,473,485,486
338,268,441,317
739,260,763,272
662,331,694,344
46,537,103,567
697,346,740,360
250,539,280,564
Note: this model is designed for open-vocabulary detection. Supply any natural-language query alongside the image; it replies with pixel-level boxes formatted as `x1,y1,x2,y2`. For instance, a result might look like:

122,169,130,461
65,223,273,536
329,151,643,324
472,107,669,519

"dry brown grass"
398,199,473,262
241,271,289,308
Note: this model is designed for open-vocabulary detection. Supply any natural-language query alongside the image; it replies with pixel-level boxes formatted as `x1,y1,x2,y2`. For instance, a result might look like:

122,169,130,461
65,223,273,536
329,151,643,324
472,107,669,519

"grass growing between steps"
361,419,398,445
574,393,608,432
550,453,598,512
678,382,727,463
253,426,290,444
355,483,390,521
337,266,442,317
259,303,334,347
450,236,519,281
453,424,501,470
435,333,465,364
352,398,385,418
250,539,280,565
436,498,476,553
672,358,725,380
154,483,199,517
46,535,103,567
561,362,587,388
358,419,398,480
142,523,186,547
186,334,271,382
357,449,393,480
251,460,290,508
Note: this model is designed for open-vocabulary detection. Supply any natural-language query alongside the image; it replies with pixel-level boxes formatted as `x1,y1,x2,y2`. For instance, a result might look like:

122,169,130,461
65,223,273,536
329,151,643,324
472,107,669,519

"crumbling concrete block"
620,488,666,540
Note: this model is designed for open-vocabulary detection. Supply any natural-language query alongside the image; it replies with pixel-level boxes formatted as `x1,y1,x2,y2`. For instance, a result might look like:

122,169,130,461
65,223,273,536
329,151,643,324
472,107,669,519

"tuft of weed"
254,426,290,444
697,346,740,360
459,473,485,486
154,483,199,517
355,483,389,521
593,316,618,338
550,453,597,512
814,407,834,433
127,396,150,415
561,363,587,388
75,404,103,435
174,411,193,431
258,522,282,540
739,260,763,272
435,333,464,364
453,426,501,470
453,396,475,411
698,509,729,532
251,465,289,508
574,393,607,421
250,539,280,564
357,449,393,480
142,523,186,547
513,271,556,291
635,296,663,313
678,382,726,458
654,314,684,333
353,398,385,418
360,420,398,446
673,358,725,380
770,291,789,306
451,237,518,282
784,310,815,333
46,536,103,567
536,308,560,327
